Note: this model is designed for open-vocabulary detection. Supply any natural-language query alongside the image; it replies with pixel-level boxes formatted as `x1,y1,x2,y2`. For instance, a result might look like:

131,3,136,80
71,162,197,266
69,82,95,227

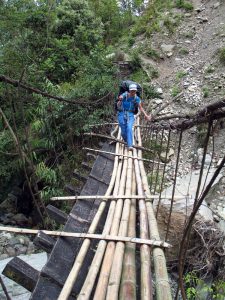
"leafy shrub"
176,70,187,79
179,47,189,55
175,0,194,11
145,47,160,60
219,47,225,64
202,86,209,98
171,85,181,97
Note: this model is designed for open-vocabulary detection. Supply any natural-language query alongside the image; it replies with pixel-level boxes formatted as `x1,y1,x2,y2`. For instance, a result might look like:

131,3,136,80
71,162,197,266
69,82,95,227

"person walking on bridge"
117,83,151,150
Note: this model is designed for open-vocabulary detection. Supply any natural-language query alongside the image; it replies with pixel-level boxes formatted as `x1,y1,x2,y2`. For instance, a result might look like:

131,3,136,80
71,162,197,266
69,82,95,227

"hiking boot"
128,147,133,151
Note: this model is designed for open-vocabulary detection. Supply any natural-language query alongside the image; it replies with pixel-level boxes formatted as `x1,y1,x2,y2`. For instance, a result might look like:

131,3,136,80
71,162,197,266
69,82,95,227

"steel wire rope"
175,119,212,299
175,154,225,300
156,129,171,218
165,130,183,241
153,129,164,195
199,122,215,199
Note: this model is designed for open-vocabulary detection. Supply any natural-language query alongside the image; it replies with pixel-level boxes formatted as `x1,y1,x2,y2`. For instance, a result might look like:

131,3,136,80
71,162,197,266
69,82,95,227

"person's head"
129,84,137,96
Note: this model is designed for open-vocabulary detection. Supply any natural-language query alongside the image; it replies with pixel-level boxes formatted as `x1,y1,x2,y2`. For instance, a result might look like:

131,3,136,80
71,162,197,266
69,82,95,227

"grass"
145,47,160,60
179,47,189,55
175,0,194,11
219,47,225,64
176,70,187,79
202,86,209,98
171,85,181,97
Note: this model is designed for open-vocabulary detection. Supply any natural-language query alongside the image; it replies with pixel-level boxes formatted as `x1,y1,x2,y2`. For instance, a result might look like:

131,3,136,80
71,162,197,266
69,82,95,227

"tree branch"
0,74,113,106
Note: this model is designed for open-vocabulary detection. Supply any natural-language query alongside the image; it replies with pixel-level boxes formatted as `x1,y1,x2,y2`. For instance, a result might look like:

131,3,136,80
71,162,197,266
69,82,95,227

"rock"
213,2,220,9
27,242,35,255
12,213,29,226
160,148,175,163
160,44,175,54
7,238,20,247
5,246,16,257
213,214,220,222
0,254,9,260
14,244,27,255
156,87,163,94
154,99,163,104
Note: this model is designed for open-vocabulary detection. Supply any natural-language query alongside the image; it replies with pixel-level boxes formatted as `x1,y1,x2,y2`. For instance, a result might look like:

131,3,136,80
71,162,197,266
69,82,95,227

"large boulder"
154,168,222,258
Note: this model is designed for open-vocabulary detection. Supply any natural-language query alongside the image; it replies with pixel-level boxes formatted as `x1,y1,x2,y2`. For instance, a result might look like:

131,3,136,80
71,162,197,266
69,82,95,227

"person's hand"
145,114,152,122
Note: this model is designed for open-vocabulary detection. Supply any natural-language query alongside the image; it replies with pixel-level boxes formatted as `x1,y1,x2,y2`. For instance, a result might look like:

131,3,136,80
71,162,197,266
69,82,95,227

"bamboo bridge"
1,97,225,300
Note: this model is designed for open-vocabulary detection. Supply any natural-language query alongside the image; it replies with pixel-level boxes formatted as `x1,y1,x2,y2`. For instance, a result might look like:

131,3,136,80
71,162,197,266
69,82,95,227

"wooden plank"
72,170,88,182
46,205,68,224
64,184,80,195
33,231,56,253
81,162,92,171
31,142,114,298
2,257,39,292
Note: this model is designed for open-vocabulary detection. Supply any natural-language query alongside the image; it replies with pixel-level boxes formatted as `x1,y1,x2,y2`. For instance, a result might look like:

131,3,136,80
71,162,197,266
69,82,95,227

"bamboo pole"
84,133,154,153
119,172,137,299
133,136,153,300
0,226,171,247
137,121,172,300
57,134,122,300
93,148,129,300
83,147,163,163
106,147,134,299
77,143,125,299
50,195,185,201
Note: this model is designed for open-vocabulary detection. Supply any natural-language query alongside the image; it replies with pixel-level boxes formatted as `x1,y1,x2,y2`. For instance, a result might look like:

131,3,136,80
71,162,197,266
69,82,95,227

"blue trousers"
118,112,134,147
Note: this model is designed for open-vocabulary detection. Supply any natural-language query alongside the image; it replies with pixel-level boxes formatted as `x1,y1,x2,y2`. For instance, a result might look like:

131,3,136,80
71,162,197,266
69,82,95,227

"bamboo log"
137,120,172,300
78,143,125,299
119,172,137,299
93,148,129,300
57,134,122,300
83,147,162,163
106,148,133,299
0,226,171,247
84,133,154,153
133,136,153,300
50,195,185,201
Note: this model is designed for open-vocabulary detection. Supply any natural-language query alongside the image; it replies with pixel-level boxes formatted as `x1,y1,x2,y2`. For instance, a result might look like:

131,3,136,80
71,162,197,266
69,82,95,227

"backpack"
119,80,142,97
115,80,142,114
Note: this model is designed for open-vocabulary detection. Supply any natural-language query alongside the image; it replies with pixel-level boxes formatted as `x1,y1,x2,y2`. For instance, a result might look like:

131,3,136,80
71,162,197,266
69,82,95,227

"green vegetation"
176,70,187,80
145,47,160,60
171,85,181,97
185,272,225,300
179,47,189,55
205,65,215,73
202,86,209,98
218,47,225,64
175,0,194,11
